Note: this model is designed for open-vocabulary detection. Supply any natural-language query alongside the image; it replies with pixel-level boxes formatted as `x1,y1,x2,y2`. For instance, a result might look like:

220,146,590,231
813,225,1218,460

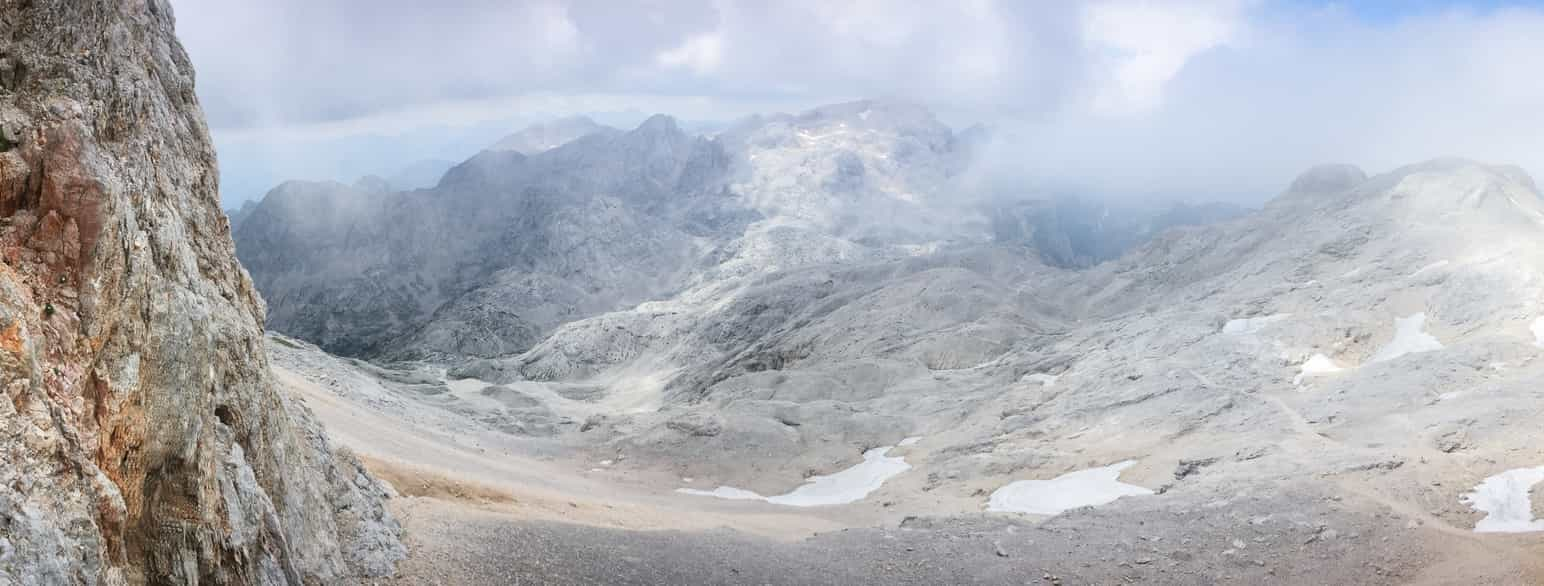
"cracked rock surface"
0,1,402,583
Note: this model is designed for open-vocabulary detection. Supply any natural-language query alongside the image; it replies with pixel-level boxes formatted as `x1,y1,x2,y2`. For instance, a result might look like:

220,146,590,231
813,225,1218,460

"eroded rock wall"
0,1,401,583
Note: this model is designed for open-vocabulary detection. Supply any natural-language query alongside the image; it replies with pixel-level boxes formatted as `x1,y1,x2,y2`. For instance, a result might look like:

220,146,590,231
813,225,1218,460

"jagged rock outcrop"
0,1,402,583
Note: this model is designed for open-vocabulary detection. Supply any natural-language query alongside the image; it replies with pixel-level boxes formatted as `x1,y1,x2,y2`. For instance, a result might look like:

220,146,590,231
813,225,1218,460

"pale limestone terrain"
266,159,1544,583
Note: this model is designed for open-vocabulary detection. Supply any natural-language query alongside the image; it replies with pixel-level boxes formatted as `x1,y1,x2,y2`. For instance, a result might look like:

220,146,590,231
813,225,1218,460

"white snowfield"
1370,313,1444,363
1462,466,1544,533
1222,313,1291,335
987,460,1154,515
677,443,915,507
1532,317,1544,348
1294,353,1344,386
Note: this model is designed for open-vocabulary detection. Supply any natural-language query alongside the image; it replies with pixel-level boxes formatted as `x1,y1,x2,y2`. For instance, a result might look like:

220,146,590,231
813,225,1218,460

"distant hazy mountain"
990,197,1249,268
224,199,260,231
489,116,618,155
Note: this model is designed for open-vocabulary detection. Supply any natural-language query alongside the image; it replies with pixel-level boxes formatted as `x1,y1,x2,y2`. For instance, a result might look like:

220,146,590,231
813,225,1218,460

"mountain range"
233,101,1244,362
252,146,1544,582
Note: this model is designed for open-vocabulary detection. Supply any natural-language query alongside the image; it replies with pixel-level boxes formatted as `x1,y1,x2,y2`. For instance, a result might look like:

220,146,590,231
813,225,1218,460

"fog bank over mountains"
176,1,1544,207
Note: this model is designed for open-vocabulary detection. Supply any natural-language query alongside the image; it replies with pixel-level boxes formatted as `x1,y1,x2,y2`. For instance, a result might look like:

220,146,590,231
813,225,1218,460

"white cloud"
1083,0,1248,115
966,3,1544,203
172,0,1544,208
655,33,724,74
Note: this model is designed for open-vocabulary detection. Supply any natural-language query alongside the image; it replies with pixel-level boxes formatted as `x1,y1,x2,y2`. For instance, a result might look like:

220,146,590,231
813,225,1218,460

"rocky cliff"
0,1,401,583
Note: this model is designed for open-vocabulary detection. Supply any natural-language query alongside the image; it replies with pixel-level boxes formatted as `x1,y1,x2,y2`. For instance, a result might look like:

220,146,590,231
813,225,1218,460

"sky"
168,0,1544,206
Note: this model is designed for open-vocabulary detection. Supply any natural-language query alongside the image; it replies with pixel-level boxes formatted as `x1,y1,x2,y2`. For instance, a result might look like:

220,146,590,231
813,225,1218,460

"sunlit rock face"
0,1,401,583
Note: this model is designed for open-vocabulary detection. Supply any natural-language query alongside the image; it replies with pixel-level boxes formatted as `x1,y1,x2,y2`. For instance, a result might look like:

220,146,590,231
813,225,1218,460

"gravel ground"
384,481,1541,586
273,342,1544,585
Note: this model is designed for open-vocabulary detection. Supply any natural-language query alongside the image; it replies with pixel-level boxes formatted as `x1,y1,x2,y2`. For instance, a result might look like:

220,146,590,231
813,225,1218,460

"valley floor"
277,358,1544,585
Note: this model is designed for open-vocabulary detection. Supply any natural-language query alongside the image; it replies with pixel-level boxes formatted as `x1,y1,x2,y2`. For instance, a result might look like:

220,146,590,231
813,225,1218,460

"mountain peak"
1285,163,1368,196
637,113,682,134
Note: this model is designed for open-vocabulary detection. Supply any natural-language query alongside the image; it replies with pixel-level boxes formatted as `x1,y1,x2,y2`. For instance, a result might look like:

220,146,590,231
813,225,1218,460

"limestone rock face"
0,1,401,583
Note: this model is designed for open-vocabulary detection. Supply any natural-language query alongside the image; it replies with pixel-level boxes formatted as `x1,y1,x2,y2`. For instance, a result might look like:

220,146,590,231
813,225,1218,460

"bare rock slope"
0,1,400,583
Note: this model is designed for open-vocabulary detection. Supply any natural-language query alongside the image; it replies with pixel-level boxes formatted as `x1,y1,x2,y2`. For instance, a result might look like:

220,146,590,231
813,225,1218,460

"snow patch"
1293,354,1343,385
1223,313,1290,335
1370,313,1444,363
987,460,1153,515
1462,466,1544,533
677,486,765,501
1023,373,1060,387
1531,317,1544,348
898,436,923,447
676,445,913,507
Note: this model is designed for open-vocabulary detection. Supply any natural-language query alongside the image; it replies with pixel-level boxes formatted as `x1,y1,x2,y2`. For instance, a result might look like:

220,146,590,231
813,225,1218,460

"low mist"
171,0,1544,207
